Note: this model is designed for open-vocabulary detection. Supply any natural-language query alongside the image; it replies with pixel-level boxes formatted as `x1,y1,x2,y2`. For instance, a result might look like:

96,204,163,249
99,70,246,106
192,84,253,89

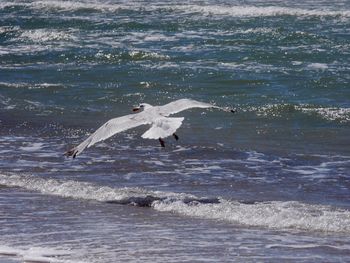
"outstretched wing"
65,114,150,158
159,98,234,116
141,117,184,139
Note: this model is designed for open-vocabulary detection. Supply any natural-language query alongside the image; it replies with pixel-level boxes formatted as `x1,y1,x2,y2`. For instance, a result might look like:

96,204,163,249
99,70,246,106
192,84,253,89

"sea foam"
20,29,74,43
152,199,350,233
177,5,350,18
1,1,349,18
1,173,349,233
0,245,81,263
243,104,350,123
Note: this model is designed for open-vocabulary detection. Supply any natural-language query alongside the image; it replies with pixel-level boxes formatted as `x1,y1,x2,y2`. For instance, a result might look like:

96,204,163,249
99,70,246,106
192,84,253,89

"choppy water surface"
0,0,349,262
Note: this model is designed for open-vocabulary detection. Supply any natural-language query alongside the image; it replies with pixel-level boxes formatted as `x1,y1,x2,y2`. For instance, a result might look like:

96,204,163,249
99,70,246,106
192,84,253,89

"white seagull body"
65,99,234,158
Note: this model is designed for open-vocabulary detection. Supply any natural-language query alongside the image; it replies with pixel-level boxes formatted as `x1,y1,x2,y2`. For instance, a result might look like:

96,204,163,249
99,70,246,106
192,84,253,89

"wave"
0,173,211,206
1,173,349,233
19,29,76,43
126,50,170,61
176,5,350,18
0,81,65,89
1,1,349,19
0,245,80,263
153,199,350,233
0,94,15,110
0,26,20,34
307,63,329,70
297,106,350,123
0,1,124,13
67,50,170,63
242,104,350,123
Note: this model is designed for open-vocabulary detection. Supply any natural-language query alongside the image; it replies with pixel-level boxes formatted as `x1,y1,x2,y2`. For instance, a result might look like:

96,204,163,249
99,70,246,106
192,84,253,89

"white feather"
142,117,184,139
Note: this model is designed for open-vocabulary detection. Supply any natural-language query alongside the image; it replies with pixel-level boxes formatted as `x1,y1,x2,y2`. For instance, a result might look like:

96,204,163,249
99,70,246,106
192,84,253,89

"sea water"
0,0,349,262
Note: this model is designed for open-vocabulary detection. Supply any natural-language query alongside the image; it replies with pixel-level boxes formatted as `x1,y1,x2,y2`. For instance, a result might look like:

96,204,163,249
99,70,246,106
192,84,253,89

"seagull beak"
132,107,140,112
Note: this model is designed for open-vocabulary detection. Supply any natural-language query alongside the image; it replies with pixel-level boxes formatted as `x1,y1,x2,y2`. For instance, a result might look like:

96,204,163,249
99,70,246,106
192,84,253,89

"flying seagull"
64,99,235,158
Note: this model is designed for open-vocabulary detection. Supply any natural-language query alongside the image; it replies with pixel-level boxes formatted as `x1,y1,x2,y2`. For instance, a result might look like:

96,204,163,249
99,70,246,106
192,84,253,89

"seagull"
64,99,235,158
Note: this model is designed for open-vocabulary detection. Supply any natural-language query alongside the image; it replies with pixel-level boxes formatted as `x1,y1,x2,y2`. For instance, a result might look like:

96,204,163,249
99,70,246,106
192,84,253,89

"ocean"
0,0,350,262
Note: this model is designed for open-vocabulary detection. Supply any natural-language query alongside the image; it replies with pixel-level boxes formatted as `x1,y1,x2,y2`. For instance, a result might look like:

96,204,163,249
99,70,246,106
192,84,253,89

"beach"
0,0,350,262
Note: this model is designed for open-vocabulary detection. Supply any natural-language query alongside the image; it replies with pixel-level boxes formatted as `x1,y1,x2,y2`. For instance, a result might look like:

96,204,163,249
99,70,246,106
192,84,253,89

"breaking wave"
0,245,81,263
297,106,350,123
176,5,350,18
19,29,75,43
1,173,349,233
242,104,350,123
153,199,350,233
1,1,349,18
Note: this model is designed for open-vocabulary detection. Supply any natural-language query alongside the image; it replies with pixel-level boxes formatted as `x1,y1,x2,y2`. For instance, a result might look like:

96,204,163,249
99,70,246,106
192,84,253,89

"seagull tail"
64,147,79,159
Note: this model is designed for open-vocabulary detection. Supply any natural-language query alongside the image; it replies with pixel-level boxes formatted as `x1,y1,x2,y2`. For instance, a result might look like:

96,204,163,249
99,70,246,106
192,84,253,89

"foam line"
1,173,349,233
1,1,349,18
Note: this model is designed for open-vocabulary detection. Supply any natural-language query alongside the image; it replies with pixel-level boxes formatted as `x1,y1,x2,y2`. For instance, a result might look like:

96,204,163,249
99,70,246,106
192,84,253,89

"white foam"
153,199,350,233
20,29,75,43
0,245,19,256
307,63,329,70
0,173,193,203
297,106,350,123
19,142,44,152
1,174,350,233
235,28,276,34
0,81,64,90
172,146,191,152
174,5,350,18
244,104,350,123
266,243,350,250
2,1,349,19
0,26,20,34
0,94,15,110
143,33,177,43
128,50,170,60
7,0,125,13
218,62,240,69
0,245,79,263
292,61,303,66
144,160,166,166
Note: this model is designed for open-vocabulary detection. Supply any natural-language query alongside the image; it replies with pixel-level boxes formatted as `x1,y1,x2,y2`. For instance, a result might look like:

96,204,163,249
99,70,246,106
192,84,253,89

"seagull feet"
173,133,179,141
159,138,165,147
64,147,79,158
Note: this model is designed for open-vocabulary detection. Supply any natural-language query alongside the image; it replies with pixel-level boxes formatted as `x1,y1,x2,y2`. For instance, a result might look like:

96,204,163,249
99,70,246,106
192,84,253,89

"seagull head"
132,103,153,112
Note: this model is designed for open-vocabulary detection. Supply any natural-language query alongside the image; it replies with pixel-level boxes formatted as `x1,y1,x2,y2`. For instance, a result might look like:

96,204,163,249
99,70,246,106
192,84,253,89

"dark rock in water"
105,196,221,207
105,195,164,207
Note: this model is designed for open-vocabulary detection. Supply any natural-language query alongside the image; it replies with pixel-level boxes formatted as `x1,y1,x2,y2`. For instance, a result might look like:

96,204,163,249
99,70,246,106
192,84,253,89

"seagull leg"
173,133,179,141
159,138,165,147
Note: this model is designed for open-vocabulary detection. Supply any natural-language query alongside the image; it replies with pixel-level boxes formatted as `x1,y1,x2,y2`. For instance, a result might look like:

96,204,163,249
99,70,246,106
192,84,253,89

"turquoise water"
0,0,350,262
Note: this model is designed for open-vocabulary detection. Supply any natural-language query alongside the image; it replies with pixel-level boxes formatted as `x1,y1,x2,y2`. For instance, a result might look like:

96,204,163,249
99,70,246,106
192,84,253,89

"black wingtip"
64,148,78,159
230,109,236,113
